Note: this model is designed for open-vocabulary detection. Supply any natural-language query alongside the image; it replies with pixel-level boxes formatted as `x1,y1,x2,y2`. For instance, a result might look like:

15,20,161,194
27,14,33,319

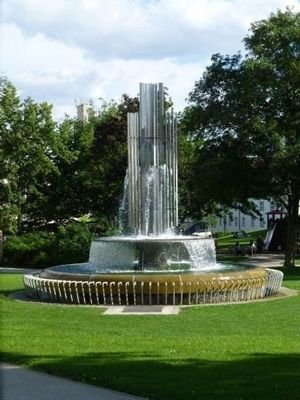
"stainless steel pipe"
127,83,178,236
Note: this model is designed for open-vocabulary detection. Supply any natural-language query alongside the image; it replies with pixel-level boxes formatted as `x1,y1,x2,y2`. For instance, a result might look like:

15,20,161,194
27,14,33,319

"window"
242,217,245,227
251,217,256,227
260,218,265,228
259,200,264,211
234,217,238,227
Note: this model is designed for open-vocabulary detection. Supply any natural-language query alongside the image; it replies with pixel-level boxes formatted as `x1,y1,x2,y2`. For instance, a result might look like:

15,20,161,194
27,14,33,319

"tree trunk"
16,183,24,234
0,230,3,265
16,194,23,234
0,208,4,264
284,188,299,268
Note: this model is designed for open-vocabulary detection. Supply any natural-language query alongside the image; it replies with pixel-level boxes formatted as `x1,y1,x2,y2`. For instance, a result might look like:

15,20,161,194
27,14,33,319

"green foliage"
28,117,95,225
82,95,138,219
3,232,53,266
178,129,202,220
54,223,93,265
26,94,138,228
0,77,61,232
3,223,93,267
0,77,139,232
182,9,300,266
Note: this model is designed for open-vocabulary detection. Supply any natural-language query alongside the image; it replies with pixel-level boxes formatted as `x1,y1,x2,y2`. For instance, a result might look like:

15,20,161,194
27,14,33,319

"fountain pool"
23,234,283,306
23,83,283,306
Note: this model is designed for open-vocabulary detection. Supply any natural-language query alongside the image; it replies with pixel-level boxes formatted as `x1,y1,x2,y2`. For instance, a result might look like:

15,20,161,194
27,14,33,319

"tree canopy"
181,9,300,266
0,77,138,234
0,77,60,232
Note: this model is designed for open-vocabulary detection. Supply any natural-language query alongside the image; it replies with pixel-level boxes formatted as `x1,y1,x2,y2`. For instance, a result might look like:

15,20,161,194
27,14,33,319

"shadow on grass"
0,289,16,297
1,351,300,400
279,267,300,281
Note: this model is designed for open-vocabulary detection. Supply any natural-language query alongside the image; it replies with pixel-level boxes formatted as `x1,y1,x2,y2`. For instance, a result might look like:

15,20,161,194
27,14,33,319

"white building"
213,199,285,233
77,103,95,122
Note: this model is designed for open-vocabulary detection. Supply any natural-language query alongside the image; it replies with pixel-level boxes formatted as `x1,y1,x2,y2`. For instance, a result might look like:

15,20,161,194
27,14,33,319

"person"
256,236,264,253
234,241,242,256
248,240,256,256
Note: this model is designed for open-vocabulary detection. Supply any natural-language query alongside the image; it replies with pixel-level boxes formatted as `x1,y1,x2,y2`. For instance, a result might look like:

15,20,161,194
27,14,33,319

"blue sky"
1,0,299,119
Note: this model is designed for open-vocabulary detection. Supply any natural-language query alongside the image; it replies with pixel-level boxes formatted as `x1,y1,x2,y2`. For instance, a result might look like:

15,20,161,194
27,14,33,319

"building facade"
76,103,95,122
213,199,285,233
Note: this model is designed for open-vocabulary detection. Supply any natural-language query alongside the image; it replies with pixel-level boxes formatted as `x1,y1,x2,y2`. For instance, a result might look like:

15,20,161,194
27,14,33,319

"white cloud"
1,0,299,119
3,0,300,59
1,24,91,118
1,22,204,119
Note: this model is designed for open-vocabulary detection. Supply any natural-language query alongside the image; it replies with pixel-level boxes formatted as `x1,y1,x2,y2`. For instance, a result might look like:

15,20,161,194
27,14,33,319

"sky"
1,0,299,120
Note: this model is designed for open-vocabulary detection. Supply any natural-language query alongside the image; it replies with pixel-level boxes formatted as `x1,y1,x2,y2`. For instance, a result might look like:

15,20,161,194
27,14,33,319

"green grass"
216,230,267,249
1,270,300,400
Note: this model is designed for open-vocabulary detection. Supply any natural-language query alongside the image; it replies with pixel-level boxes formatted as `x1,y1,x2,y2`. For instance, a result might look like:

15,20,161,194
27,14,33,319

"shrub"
3,232,54,267
3,223,93,268
53,223,92,265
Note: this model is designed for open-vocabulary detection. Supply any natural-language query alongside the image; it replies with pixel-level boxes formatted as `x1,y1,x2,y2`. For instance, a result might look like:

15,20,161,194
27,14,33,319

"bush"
3,232,54,267
3,223,93,268
53,223,92,265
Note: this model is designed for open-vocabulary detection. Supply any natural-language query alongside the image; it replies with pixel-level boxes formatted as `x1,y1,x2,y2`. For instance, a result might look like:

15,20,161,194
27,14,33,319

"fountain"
23,83,283,306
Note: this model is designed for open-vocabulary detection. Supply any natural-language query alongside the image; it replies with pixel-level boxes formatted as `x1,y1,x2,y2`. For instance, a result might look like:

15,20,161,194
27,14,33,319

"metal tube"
127,83,178,235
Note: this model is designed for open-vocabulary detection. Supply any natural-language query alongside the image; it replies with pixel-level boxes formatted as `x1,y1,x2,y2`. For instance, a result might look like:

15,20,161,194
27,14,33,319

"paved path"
1,363,147,400
239,253,285,268
216,252,285,268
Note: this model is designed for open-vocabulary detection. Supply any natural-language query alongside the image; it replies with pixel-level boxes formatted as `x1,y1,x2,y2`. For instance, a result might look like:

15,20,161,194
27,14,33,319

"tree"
83,95,138,222
0,78,66,233
30,94,139,230
182,9,300,267
0,77,140,234
28,117,94,226
0,78,21,235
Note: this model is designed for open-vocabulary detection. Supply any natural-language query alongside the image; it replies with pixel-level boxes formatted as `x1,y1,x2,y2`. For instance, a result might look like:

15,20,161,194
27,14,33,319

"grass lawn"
215,230,267,252
1,269,300,400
